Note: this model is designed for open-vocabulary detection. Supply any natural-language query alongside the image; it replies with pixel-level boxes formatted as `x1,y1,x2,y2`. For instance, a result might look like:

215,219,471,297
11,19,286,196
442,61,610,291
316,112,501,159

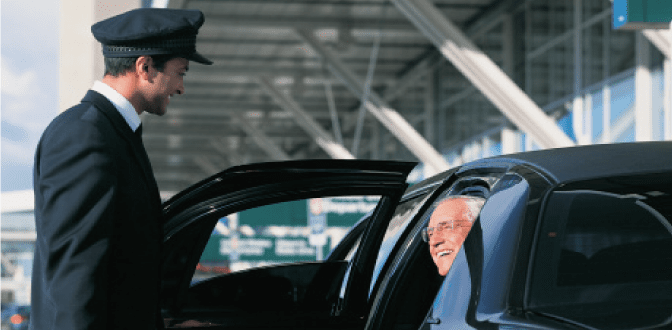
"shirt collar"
91,80,141,132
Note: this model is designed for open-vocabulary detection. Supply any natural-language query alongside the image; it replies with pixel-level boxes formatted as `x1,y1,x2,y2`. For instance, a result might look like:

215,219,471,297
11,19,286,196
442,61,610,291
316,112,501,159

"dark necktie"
133,123,160,204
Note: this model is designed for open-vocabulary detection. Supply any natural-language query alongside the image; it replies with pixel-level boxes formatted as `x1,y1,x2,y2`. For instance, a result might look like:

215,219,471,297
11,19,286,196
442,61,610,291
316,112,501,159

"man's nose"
429,234,444,247
176,81,185,95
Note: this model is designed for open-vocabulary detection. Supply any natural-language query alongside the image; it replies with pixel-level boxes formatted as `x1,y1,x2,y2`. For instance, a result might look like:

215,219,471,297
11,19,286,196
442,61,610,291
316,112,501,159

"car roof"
482,141,672,184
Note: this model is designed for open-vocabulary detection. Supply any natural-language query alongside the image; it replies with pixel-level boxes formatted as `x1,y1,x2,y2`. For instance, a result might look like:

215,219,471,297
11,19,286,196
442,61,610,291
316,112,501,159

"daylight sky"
2,0,60,191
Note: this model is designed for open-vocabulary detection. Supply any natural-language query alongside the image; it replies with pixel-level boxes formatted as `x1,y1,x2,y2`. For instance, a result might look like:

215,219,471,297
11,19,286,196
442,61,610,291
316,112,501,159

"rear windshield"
529,173,672,329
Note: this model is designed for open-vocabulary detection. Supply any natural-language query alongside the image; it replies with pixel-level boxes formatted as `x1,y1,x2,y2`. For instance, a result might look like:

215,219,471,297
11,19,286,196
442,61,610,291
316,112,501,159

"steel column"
296,29,449,174
572,0,589,145
635,33,653,141
194,156,221,176
425,68,435,146
641,29,670,59
392,0,575,149
666,24,672,139
232,112,292,161
324,80,344,145
601,16,612,144
258,76,355,159
501,127,520,155
210,138,245,166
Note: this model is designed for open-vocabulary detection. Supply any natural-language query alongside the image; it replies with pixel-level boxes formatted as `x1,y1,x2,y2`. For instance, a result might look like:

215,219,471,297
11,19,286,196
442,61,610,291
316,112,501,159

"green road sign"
238,196,379,227
200,234,332,263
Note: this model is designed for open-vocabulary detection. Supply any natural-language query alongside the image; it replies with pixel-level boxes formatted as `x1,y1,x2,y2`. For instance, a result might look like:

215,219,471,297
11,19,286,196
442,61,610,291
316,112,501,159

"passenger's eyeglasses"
421,220,472,242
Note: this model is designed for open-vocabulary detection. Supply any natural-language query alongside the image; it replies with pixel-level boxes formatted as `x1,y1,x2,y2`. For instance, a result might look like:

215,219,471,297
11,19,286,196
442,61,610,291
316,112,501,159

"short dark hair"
103,54,184,77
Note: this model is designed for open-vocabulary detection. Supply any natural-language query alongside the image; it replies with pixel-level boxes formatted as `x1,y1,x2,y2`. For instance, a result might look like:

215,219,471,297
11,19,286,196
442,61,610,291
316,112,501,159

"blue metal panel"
613,0,672,29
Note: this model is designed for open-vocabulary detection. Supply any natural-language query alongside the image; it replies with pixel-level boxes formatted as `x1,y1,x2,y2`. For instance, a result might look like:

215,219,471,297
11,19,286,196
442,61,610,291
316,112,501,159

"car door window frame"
159,161,416,322
365,171,506,330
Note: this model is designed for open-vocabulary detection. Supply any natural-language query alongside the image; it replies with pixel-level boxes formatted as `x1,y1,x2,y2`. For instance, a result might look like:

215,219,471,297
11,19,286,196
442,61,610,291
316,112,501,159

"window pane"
369,192,433,295
530,173,672,329
195,196,379,283
554,190,672,286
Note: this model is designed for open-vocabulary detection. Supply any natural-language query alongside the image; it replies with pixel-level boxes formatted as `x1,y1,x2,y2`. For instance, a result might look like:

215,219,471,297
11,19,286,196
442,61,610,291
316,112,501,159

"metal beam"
666,25,672,140
197,39,428,52
635,33,653,141
187,64,400,79
381,0,520,106
424,67,435,145
381,58,435,104
258,76,355,159
204,14,416,31
194,156,221,176
392,0,575,149
232,112,292,161
324,80,344,145
463,0,520,40
641,29,670,58
210,138,246,166
572,0,589,145
297,29,449,174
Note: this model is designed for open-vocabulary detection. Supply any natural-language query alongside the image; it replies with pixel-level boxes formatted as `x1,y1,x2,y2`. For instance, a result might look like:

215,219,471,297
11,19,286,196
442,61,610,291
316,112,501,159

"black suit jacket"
32,90,163,329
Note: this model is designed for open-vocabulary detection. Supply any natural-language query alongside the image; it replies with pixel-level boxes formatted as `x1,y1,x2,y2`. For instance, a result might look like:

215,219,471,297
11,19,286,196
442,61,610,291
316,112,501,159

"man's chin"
436,259,455,276
147,107,167,116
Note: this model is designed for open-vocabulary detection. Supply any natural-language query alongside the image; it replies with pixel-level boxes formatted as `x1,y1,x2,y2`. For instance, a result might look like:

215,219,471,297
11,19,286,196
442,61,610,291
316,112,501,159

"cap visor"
188,51,213,65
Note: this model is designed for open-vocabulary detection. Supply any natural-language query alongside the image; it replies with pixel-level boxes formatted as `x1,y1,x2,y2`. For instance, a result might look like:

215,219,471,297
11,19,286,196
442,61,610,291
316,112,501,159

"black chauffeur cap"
91,8,213,65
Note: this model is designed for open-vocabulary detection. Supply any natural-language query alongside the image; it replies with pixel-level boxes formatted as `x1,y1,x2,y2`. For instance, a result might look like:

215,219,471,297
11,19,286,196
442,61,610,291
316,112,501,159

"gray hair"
440,195,486,222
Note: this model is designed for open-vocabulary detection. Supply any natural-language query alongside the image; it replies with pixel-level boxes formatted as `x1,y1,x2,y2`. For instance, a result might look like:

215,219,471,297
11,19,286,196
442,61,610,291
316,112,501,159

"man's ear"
135,56,154,81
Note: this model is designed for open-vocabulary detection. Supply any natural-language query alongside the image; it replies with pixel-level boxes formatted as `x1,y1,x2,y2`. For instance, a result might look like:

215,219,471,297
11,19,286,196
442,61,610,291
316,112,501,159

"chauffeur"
31,8,212,330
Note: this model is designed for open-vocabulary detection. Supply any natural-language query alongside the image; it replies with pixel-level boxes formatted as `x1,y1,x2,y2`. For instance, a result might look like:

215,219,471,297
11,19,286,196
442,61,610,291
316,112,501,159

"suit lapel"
82,91,162,207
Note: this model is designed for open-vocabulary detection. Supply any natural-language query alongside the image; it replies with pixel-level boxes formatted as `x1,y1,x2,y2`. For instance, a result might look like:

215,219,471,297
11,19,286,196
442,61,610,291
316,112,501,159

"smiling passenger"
422,196,485,276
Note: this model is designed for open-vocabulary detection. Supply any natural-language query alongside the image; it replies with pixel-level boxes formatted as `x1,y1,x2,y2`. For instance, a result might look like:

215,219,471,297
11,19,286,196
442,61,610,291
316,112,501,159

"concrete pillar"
501,127,520,155
59,0,141,112
666,22,672,140
635,33,654,141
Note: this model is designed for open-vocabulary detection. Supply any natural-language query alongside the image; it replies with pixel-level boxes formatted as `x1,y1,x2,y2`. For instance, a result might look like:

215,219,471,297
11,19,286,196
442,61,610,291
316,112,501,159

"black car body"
160,142,672,329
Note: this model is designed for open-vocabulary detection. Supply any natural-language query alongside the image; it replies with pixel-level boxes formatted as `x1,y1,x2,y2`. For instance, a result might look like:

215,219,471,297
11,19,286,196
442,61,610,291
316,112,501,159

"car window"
529,173,672,329
368,190,435,295
193,195,380,283
365,176,499,330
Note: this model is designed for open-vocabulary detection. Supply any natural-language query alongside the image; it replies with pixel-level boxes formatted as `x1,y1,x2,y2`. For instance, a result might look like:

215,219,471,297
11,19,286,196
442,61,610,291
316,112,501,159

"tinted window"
194,196,380,283
553,191,671,286
368,190,435,295
530,173,672,329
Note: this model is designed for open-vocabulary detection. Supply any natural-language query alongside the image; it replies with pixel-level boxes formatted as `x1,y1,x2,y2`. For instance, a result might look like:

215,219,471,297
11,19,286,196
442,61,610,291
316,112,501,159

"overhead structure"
258,76,355,160
641,30,670,59
231,112,292,161
297,29,449,175
91,0,672,193
392,0,575,149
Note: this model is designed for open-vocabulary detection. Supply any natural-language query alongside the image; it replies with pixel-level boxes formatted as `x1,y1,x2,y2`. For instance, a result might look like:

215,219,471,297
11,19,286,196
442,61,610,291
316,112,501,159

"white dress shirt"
91,80,141,133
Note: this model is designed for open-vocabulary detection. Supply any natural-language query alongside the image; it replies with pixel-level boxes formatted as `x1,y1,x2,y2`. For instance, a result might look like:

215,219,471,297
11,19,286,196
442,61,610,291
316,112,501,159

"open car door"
159,160,416,329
